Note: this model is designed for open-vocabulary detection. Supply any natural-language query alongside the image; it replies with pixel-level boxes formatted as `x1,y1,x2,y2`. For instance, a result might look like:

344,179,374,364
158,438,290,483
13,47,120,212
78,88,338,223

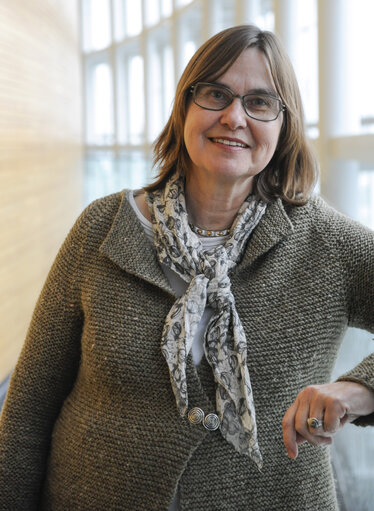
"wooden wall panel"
0,0,83,382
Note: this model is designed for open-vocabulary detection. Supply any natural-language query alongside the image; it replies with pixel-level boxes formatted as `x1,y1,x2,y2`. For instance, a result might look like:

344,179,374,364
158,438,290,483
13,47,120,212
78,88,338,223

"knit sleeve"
0,202,95,509
335,216,374,426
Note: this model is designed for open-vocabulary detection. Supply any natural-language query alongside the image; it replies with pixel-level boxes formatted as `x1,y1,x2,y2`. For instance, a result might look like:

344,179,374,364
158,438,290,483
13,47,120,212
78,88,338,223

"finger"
323,397,347,434
299,427,333,447
307,402,326,436
294,394,312,441
295,393,330,447
282,401,299,459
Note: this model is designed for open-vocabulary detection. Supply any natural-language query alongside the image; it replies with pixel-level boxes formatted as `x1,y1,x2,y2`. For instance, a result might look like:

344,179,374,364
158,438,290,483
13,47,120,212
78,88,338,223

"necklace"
189,222,231,237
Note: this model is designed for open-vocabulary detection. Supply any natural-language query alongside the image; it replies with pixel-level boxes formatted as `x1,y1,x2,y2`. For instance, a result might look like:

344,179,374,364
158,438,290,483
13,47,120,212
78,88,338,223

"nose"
219,97,248,130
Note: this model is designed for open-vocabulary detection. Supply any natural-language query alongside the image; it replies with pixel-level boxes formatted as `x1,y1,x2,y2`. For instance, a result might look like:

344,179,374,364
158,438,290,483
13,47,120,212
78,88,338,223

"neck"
185,174,253,231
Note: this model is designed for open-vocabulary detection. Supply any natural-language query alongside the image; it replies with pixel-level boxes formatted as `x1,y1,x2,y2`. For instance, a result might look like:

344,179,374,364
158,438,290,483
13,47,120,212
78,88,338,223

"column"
236,0,261,25
318,0,360,220
202,0,215,40
273,0,297,65
171,0,180,90
109,0,118,149
141,0,151,145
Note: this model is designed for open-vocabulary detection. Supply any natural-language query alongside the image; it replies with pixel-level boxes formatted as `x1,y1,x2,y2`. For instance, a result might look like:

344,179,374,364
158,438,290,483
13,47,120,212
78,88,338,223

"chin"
212,164,258,179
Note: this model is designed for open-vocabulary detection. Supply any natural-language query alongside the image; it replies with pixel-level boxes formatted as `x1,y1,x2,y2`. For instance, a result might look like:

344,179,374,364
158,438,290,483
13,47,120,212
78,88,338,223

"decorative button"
188,407,204,425
203,413,220,431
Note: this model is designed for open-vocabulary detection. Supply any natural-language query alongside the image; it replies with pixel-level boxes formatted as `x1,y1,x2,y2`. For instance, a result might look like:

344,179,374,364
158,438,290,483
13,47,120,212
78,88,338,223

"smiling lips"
210,137,249,148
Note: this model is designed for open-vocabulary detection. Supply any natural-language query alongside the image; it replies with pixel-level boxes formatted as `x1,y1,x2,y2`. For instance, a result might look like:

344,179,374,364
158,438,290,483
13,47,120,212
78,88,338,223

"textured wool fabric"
0,190,374,511
146,176,266,467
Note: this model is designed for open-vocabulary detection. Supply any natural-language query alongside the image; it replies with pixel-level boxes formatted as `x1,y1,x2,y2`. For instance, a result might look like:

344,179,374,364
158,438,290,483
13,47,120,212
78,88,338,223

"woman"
1,25,374,511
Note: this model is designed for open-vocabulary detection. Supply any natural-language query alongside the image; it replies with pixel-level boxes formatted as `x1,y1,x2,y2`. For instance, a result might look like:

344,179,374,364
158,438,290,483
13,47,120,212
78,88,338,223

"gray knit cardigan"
1,191,374,511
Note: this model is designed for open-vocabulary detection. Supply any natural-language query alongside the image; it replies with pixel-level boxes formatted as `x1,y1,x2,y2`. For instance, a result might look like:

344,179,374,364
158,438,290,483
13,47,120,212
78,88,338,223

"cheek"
184,118,206,154
183,124,196,157
183,118,193,154
184,106,217,142
271,130,281,150
256,125,282,151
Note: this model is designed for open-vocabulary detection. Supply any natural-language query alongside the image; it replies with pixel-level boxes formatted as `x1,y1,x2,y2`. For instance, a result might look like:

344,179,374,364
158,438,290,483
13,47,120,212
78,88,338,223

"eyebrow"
214,80,277,97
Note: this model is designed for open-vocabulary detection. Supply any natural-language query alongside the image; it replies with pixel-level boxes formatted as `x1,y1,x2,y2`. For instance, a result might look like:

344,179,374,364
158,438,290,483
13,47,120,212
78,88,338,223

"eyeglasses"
190,82,286,122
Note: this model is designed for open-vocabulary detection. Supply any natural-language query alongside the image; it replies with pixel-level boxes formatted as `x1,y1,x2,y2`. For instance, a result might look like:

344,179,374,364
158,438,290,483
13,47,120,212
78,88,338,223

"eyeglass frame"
190,82,286,122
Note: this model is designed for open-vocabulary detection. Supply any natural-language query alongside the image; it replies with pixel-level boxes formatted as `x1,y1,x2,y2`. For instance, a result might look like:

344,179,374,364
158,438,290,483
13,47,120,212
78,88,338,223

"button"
188,407,204,425
203,413,220,431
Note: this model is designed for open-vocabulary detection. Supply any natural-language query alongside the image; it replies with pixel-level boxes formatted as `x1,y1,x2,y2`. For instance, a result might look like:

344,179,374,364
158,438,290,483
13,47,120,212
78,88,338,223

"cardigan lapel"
236,198,294,273
100,190,175,296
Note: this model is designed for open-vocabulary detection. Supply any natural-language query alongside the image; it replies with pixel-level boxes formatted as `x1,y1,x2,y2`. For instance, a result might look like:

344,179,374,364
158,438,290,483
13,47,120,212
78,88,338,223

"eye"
244,95,271,110
194,84,232,110
209,88,225,99
206,86,231,101
253,97,268,106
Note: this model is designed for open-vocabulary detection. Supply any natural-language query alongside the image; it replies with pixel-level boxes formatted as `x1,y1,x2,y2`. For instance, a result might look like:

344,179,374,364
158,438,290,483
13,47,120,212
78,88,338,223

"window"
114,0,142,40
211,0,236,33
359,168,374,228
117,45,145,145
84,150,153,205
147,26,174,142
85,59,114,145
175,0,193,7
81,0,111,52
258,0,275,31
144,0,172,27
292,0,318,134
347,0,374,133
177,6,202,76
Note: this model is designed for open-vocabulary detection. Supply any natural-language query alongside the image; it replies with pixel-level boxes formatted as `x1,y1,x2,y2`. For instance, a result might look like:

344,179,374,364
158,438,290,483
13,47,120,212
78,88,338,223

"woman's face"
183,47,283,189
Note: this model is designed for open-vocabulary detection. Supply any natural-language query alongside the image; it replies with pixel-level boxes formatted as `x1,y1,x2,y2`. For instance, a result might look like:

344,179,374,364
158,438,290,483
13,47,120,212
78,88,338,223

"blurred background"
0,1,373,509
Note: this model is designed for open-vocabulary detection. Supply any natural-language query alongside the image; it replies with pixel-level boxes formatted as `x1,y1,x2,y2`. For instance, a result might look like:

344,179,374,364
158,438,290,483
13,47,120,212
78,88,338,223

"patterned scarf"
146,175,267,468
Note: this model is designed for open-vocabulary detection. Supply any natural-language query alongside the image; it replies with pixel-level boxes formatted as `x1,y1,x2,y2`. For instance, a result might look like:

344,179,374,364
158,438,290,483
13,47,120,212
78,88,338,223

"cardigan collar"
100,190,175,296
236,197,294,273
100,190,294,289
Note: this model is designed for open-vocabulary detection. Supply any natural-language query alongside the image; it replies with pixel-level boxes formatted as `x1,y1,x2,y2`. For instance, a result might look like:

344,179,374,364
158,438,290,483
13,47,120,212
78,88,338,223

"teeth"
212,138,247,148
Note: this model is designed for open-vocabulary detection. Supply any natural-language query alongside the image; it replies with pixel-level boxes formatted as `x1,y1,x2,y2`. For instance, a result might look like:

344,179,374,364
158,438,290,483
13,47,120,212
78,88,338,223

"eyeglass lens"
193,83,282,121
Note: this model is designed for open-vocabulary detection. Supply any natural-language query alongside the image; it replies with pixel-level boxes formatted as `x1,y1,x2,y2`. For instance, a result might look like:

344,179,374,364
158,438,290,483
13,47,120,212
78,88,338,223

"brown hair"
145,25,318,205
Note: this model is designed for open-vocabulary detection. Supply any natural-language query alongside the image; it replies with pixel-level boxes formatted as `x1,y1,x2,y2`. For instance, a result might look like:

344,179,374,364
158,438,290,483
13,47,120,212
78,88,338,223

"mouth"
210,137,249,148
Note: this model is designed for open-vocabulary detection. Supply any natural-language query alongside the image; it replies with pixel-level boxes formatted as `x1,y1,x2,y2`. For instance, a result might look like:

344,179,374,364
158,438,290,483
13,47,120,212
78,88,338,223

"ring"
307,417,324,429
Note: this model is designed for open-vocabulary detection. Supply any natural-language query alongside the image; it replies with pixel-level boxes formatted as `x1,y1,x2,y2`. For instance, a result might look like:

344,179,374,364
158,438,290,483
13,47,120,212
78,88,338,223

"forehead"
215,47,276,94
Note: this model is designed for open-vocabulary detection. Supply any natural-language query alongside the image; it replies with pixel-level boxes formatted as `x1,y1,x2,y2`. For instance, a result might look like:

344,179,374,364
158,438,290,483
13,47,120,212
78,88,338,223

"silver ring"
307,417,324,429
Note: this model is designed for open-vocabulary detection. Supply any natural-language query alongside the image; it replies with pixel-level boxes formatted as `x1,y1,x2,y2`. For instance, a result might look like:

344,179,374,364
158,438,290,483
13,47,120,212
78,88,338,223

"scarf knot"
206,275,233,311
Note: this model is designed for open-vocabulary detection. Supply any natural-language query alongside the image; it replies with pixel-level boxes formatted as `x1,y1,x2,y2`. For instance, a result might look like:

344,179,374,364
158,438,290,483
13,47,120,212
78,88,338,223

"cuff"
335,373,374,427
